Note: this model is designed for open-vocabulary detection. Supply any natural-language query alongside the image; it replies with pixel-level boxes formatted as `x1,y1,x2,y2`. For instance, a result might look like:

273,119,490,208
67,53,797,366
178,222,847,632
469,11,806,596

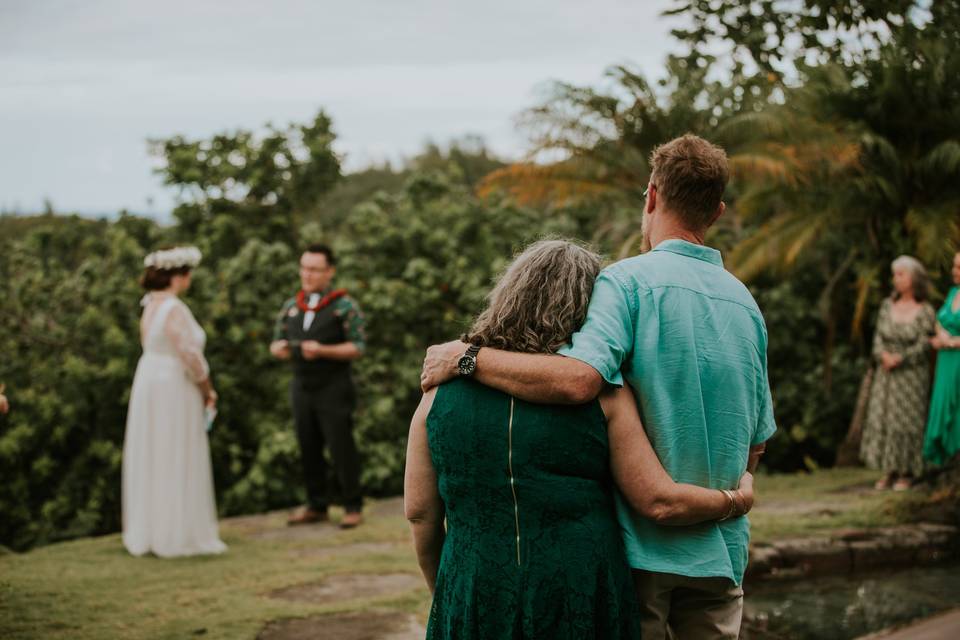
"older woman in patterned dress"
860,256,937,490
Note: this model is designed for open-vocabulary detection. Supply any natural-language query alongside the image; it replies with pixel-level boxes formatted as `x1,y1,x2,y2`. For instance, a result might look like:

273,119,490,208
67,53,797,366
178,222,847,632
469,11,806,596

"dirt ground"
228,498,428,640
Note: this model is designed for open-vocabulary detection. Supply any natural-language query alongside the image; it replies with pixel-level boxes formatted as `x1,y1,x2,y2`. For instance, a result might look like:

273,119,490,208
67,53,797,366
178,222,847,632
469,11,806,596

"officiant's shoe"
287,506,328,526
339,511,364,529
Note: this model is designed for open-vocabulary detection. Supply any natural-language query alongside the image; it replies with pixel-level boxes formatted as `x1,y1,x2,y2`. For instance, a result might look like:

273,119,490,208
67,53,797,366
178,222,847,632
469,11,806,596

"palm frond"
905,203,960,271
729,153,797,186
476,163,622,207
860,133,901,175
728,211,822,280
852,266,881,338
784,216,827,266
917,140,960,190
714,111,789,144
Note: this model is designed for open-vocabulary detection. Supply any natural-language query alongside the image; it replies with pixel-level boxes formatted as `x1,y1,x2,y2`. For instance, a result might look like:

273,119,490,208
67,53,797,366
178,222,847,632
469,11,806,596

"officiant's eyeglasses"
300,265,333,275
643,182,656,198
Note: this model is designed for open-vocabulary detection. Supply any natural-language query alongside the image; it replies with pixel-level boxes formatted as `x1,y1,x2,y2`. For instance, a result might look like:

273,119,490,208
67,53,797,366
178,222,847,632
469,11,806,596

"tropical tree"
0,118,571,550
336,169,577,490
665,0,932,79
0,215,155,549
478,59,768,257
728,35,960,332
478,1,960,469
151,111,342,258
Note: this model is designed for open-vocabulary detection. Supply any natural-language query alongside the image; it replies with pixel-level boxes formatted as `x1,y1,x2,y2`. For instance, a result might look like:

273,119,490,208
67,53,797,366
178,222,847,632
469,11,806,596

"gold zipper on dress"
508,397,521,566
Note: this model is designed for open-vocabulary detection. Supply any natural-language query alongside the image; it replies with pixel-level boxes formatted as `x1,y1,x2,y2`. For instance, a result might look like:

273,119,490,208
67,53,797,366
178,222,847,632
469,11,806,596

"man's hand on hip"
737,471,755,514
421,340,468,391
747,442,766,474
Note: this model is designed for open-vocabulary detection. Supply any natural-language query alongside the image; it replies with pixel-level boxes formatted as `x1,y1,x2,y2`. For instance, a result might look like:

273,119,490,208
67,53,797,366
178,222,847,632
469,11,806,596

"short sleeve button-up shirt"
559,239,776,585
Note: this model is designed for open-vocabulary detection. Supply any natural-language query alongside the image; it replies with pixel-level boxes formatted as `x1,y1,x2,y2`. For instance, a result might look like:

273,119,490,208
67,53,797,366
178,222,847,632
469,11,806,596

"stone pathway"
746,477,960,582
236,490,959,639
747,523,959,580
257,612,425,640
858,607,960,639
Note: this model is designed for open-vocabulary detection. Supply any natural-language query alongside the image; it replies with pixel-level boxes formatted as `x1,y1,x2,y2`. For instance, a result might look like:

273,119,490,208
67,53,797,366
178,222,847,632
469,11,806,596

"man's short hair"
650,134,729,231
304,243,336,266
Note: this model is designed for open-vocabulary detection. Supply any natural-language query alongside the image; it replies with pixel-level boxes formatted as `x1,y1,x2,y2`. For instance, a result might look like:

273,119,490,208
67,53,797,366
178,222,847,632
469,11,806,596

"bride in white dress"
122,247,227,557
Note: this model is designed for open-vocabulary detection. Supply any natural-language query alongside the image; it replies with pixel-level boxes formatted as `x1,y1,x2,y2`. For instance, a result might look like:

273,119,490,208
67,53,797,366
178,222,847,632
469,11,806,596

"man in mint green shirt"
421,134,775,639
557,236,775,579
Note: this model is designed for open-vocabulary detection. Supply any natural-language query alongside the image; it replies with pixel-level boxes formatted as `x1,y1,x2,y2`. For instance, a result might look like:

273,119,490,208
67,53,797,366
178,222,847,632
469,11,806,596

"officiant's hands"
301,340,324,360
270,339,292,360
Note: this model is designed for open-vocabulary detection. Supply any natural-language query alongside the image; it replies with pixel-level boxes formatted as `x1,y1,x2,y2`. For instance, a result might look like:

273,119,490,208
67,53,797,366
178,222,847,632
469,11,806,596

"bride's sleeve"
163,304,210,383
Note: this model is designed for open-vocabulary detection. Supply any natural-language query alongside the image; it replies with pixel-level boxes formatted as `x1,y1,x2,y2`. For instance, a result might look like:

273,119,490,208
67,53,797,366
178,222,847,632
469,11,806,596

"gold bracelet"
732,489,745,517
718,489,736,521
725,489,738,520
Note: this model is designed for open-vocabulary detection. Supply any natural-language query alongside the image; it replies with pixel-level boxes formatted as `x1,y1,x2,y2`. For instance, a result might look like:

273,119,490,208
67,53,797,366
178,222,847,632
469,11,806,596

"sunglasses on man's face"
643,183,655,198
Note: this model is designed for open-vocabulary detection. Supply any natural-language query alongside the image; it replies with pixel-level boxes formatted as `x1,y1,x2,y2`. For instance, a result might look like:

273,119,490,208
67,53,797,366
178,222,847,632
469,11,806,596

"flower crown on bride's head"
143,246,202,270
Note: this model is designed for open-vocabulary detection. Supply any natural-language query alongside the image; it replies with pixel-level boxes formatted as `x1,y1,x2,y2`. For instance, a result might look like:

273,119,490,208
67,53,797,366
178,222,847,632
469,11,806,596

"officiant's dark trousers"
290,376,362,513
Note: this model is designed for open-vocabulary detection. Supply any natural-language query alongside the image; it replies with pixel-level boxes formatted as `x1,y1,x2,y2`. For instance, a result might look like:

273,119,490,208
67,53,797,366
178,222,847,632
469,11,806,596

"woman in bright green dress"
404,240,754,640
923,252,960,466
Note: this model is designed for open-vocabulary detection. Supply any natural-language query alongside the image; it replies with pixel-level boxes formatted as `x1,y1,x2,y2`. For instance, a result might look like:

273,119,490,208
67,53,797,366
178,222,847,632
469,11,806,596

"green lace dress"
924,287,960,465
425,378,640,640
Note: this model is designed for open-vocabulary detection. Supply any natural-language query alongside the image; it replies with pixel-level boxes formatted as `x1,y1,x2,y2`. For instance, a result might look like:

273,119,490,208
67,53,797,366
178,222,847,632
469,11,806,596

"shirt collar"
651,239,724,267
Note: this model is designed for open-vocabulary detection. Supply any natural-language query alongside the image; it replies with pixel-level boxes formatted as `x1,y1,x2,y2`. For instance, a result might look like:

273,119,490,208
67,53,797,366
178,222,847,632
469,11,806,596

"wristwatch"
457,344,481,376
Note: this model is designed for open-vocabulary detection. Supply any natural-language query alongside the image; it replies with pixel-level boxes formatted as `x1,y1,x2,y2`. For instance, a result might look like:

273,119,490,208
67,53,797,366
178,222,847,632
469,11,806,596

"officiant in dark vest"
270,244,367,528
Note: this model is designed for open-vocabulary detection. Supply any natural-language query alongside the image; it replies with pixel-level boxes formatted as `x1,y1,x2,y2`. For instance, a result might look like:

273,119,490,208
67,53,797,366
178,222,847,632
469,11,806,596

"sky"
0,0,679,218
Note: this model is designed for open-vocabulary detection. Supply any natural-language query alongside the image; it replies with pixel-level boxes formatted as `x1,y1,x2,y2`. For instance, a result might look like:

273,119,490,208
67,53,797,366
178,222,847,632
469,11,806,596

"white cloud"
0,0,678,215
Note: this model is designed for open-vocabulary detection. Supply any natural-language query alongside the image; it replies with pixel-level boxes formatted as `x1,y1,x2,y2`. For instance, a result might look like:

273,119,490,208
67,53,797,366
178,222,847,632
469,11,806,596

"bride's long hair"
463,239,602,354
140,265,192,291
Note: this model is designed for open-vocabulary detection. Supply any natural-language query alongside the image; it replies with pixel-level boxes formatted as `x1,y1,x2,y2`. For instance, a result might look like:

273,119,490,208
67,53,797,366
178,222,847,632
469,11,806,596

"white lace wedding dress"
122,294,227,557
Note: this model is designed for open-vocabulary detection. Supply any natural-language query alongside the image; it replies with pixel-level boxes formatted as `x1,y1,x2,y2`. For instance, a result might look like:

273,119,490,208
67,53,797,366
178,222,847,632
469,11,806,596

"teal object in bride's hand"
204,406,217,432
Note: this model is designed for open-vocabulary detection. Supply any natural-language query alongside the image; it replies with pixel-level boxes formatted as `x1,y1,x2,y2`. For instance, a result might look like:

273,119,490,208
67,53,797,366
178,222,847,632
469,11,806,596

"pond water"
743,564,960,639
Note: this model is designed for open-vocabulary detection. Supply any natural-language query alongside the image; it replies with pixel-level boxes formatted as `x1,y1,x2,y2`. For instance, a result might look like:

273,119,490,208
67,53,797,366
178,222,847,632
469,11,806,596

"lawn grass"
0,507,430,640
749,467,929,544
0,469,931,639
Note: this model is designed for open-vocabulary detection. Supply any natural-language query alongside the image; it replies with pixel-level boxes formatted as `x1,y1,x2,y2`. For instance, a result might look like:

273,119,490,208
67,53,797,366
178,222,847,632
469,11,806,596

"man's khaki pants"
633,570,744,640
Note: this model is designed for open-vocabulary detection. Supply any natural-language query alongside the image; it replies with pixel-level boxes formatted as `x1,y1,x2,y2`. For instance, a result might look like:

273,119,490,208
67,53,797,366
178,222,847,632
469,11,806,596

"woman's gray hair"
463,239,602,354
891,254,930,301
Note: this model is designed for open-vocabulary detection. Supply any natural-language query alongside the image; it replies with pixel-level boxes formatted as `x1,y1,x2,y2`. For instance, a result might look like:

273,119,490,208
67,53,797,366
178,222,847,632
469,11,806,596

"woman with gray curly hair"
861,255,937,490
404,239,754,640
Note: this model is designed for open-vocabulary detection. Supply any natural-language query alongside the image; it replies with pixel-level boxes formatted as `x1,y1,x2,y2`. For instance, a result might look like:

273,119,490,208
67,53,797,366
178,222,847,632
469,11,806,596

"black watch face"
457,356,477,376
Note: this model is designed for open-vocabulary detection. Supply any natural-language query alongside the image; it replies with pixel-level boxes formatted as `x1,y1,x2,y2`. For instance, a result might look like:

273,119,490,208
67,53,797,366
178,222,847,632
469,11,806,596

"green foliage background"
2,0,959,551
0,130,568,551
